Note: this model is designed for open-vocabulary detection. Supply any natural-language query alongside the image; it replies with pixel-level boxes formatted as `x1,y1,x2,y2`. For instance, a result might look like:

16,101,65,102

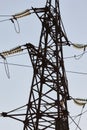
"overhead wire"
0,9,31,33
69,114,82,130
64,51,87,60
1,47,87,61
63,42,87,60
0,61,32,68
75,106,84,130
0,47,87,61
69,43,87,60
0,44,87,75
66,70,87,75
0,53,10,79
0,60,87,76
10,18,20,33
72,98,86,130
73,108,87,119
0,7,55,34
69,107,87,128
0,16,87,75
0,17,20,33
4,58,10,79
0,45,27,78
69,97,87,130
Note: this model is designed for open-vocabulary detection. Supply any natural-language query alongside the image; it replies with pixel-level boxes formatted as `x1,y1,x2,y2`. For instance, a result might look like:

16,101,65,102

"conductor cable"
10,18,20,33
0,53,10,79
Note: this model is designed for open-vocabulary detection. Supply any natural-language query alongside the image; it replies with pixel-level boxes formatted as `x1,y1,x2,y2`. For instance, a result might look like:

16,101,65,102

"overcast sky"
0,0,87,130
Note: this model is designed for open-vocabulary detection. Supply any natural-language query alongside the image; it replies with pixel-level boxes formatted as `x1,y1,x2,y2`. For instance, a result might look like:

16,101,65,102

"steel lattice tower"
23,0,70,129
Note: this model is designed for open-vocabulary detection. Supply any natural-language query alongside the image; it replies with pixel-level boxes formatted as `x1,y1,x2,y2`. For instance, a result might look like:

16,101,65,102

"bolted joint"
1,112,7,117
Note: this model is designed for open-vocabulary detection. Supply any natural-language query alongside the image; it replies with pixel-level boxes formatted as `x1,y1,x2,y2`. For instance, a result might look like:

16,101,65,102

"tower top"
46,0,60,8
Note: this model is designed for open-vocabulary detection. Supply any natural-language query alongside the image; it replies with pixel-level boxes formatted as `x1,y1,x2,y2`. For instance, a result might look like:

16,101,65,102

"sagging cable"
69,115,82,130
0,53,10,79
75,106,85,130
11,9,31,33
10,18,20,33
0,45,25,79
74,52,85,60
71,43,87,60
4,58,10,79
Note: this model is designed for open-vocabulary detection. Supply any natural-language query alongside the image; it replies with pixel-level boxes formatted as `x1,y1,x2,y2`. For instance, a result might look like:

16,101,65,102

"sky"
0,0,87,130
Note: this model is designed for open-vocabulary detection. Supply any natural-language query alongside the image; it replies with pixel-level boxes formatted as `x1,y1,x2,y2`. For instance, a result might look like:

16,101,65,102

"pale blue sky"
0,0,87,130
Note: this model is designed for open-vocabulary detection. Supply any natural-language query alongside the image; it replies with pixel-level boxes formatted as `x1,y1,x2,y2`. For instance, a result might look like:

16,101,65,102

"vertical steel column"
23,0,70,130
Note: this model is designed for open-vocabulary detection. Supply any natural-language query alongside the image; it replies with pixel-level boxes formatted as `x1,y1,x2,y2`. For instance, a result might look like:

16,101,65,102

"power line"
0,44,86,62
66,70,87,75
64,51,87,60
0,9,31,33
0,61,32,68
69,104,87,130
71,108,87,119
0,47,87,75
0,14,12,17
0,9,31,21
0,60,87,76
1,46,87,61
69,114,82,130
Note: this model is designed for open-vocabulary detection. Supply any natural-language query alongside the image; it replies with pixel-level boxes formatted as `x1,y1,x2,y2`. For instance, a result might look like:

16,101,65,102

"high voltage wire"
69,102,87,130
64,51,87,60
0,9,31,22
0,45,87,60
0,49,87,77
69,115,82,130
66,70,87,75
0,9,31,33
3,51,87,60
0,60,87,76
0,52,87,75
0,50,87,75
0,61,31,68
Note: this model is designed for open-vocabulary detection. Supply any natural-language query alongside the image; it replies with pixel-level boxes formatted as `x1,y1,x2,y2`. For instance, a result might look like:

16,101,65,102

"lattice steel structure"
23,0,70,130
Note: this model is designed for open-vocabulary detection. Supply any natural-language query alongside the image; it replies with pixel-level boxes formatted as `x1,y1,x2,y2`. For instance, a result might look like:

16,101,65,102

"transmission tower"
23,0,70,130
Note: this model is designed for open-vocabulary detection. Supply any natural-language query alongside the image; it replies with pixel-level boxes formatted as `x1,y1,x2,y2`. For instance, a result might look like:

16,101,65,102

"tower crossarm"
32,3,70,46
